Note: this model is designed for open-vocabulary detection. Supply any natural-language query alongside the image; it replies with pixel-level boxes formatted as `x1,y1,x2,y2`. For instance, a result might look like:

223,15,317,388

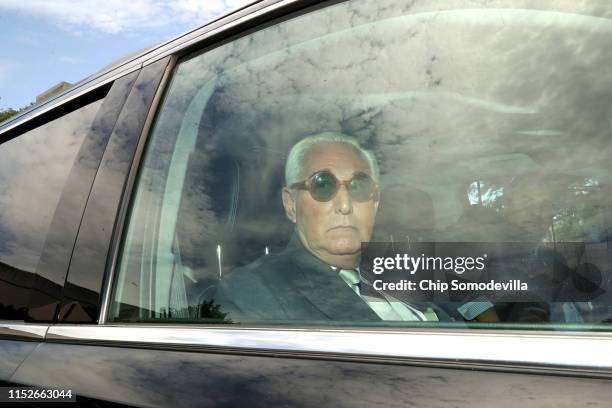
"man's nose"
333,185,353,214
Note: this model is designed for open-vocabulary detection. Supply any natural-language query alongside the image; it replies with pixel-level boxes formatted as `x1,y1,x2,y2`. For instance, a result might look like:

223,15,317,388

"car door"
8,0,612,407
0,68,139,384
0,60,169,406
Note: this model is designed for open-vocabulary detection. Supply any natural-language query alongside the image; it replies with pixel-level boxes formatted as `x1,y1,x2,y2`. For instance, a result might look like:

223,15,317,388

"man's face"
282,143,378,268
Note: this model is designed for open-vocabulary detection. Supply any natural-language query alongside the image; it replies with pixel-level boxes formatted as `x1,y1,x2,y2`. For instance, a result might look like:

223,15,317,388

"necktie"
337,268,433,321
338,269,361,294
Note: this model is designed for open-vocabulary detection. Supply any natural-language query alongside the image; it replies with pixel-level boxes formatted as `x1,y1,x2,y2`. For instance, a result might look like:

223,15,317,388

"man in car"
214,132,441,323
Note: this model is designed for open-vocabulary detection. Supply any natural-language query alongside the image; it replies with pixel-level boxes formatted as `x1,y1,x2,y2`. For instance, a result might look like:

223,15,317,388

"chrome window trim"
98,57,178,325
0,65,140,137
47,325,612,373
141,0,305,67
0,323,48,340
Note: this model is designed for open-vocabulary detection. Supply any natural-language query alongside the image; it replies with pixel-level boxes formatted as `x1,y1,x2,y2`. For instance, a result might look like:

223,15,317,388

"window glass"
112,0,612,329
0,99,104,319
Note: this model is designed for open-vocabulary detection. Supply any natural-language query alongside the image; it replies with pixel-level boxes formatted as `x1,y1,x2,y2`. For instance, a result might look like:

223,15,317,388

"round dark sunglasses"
289,170,378,202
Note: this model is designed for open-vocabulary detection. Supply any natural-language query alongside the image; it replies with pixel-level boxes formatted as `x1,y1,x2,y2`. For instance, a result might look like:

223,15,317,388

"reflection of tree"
551,178,604,242
0,108,20,123
461,176,607,244
0,102,33,123
0,261,63,321
0,304,28,320
468,180,505,211
156,301,232,324
197,300,232,323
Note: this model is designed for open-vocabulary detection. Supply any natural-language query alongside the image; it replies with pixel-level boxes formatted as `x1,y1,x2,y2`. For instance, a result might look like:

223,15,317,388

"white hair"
285,132,379,186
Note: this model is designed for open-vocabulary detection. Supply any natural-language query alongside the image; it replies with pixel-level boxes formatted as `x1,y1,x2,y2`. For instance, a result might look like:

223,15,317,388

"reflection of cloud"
171,1,612,190
113,0,612,314
146,0,612,239
0,0,253,34
12,338,612,407
0,341,37,379
0,99,103,272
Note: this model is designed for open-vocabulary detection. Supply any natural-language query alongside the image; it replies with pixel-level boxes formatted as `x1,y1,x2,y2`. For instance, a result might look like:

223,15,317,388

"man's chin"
307,245,360,268
328,244,361,255
326,229,361,245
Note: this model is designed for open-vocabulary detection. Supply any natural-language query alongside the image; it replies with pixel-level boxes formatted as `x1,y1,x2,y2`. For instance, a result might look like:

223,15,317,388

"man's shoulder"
225,249,298,283
214,248,303,318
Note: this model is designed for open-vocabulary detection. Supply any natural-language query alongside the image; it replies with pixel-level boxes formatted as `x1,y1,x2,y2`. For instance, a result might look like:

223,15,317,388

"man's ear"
282,187,297,223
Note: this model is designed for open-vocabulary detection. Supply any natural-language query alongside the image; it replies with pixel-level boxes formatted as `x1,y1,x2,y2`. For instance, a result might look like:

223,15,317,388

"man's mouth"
328,225,357,231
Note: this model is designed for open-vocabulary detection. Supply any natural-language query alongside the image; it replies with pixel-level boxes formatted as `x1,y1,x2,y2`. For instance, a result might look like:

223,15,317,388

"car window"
111,0,612,329
0,98,104,320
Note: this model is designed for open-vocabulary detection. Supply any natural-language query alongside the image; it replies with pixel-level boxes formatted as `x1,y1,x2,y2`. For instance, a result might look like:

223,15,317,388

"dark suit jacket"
214,236,382,323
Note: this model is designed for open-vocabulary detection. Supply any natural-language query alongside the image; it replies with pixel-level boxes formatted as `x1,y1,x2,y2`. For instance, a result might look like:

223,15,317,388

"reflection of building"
59,282,102,322
0,261,58,320
0,260,101,322
36,81,72,103
0,262,34,320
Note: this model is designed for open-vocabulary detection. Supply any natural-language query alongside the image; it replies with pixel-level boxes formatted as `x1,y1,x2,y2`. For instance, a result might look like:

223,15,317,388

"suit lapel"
287,240,381,321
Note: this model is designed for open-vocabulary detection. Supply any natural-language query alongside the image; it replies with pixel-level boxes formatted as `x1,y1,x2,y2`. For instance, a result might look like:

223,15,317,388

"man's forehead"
302,143,369,174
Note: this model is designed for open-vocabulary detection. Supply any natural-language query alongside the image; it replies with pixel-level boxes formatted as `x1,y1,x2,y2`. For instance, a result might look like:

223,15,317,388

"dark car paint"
60,58,171,323
6,342,612,407
27,73,139,323
0,340,38,380
0,75,142,324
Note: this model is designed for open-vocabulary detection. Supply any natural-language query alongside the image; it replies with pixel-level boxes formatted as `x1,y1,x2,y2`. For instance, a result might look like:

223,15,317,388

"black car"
1,0,612,406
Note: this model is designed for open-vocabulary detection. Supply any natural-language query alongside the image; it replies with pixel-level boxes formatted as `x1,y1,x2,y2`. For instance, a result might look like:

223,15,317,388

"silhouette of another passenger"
373,184,434,243
375,184,500,322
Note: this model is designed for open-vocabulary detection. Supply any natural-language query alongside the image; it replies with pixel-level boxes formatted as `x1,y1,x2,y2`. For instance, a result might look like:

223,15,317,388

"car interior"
112,6,612,326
